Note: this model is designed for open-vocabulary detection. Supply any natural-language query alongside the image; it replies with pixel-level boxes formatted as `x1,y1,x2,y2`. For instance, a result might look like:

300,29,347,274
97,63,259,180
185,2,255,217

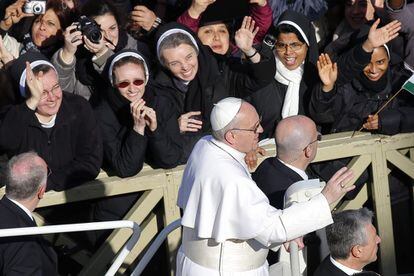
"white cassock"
176,136,333,276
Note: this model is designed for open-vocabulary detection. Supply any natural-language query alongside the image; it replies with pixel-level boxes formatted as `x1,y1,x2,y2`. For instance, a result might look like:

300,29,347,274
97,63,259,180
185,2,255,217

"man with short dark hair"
0,151,57,275
314,208,381,276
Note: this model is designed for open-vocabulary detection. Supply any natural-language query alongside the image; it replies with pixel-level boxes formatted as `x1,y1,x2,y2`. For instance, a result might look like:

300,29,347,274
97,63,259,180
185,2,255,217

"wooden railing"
0,131,413,275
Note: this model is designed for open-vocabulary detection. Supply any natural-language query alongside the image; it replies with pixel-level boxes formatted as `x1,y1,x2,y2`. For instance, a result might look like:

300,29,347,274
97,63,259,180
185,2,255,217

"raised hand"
25,62,44,110
1,0,34,31
61,24,83,64
244,146,266,170
188,0,216,19
235,16,259,54
363,114,379,130
178,111,203,133
363,19,401,52
131,5,157,32
317,53,337,92
321,167,355,205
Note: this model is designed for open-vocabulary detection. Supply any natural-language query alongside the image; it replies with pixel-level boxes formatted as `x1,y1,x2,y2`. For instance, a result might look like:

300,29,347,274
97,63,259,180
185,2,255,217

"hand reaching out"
0,35,14,65
61,24,83,64
321,167,355,205
1,0,34,31
178,111,203,133
244,146,266,170
317,53,337,92
25,62,44,110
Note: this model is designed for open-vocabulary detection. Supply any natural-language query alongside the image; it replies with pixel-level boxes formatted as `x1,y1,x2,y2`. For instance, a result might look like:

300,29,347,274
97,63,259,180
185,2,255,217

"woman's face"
114,62,146,102
162,43,199,82
197,23,230,55
94,13,119,50
363,47,389,82
31,9,62,47
36,70,63,118
275,32,308,70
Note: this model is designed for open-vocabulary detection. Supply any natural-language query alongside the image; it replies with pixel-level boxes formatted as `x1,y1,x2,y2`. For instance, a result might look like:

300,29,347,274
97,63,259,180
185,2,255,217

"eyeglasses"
303,133,322,151
47,167,52,177
231,116,262,134
41,83,61,100
116,79,145,89
275,41,305,52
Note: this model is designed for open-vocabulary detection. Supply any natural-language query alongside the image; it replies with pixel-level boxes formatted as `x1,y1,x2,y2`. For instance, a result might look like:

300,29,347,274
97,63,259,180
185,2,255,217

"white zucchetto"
210,97,242,131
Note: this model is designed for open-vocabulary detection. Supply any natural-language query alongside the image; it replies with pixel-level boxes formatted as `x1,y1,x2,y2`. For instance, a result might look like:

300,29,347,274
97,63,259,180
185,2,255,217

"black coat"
93,85,182,177
154,23,275,162
0,196,57,275
0,92,103,191
314,256,349,276
253,157,304,209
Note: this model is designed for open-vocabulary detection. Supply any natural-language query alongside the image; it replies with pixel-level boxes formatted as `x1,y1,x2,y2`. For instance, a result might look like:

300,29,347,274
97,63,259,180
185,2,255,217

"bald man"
254,115,320,209
177,98,354,276
0,152,57,275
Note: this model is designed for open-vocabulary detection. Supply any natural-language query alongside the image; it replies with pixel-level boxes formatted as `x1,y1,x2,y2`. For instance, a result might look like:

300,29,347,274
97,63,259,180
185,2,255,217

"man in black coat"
314,208,381,276
0,152,57,275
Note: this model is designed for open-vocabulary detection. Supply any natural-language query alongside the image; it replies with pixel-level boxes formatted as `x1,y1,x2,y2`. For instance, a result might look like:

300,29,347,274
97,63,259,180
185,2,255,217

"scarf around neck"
274,55,304,118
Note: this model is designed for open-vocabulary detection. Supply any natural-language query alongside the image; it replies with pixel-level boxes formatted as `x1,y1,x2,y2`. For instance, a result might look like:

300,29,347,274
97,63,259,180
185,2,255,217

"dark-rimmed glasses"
116,79,145,89
303,133,322,151
41,83,61,100
231,116,262,134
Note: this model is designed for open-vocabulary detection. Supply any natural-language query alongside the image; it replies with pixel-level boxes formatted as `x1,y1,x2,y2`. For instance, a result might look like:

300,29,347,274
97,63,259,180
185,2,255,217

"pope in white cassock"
176,97,355,276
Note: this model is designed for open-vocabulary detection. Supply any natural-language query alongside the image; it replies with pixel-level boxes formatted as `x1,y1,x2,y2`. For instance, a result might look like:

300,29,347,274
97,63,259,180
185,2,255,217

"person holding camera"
51,0,138,101
0,0,74,68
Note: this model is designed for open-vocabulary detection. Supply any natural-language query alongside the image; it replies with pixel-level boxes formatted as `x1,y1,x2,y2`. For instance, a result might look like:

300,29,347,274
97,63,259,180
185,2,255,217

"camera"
263,34,276,49
24,0,46,15
73,16,102,44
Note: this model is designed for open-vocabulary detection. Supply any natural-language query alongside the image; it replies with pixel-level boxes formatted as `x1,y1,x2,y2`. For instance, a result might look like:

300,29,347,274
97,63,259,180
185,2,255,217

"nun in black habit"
246,10,319,139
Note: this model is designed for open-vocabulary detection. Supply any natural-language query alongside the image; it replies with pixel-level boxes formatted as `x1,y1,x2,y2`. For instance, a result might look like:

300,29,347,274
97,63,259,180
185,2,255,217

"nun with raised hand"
0,52,102,191
153,20,275,162
246,10,320,139
310,18,412,135
93,49,182,178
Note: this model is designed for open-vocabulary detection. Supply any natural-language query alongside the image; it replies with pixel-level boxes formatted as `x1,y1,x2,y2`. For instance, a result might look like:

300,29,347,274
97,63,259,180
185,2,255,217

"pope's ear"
224,130,236,145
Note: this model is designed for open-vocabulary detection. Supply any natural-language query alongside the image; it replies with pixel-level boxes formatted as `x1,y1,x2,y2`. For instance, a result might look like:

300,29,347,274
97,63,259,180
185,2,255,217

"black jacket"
153,22,275,162
94,85,182,177
0,93,103,191
253,157,304,209
0,196,57,275
314,256,349,276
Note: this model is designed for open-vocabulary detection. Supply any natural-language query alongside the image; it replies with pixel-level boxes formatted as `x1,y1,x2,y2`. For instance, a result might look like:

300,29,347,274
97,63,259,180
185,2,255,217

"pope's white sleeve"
254,193,333,247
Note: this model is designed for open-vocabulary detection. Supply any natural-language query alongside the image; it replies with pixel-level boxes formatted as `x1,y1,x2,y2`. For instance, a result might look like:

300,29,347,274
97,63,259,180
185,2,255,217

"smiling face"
113,62,146,102
275,32,308,70
363,47,389,82
162,43,199,82
94,13,119,50
197,23,230,55
345,0,375,30
35,69,63,121
31,9,62,47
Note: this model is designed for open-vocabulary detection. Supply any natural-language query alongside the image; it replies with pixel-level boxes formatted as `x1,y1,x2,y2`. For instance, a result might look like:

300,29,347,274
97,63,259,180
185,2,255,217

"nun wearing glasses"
247,10,320,139
93,49,182,178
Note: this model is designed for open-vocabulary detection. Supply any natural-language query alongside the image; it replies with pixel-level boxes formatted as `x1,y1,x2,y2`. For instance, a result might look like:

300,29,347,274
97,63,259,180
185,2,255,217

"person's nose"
369,63,378,74
213,31,219,41
257,124,264,134
376,235,381,244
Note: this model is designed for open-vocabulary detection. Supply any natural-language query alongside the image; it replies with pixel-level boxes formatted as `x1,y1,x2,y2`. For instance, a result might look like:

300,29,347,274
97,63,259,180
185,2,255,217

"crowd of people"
0,0,413,274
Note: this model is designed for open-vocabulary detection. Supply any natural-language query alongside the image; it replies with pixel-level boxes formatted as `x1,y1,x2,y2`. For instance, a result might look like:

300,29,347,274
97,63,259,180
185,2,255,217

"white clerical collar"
210,137,250,175
330,256,362,275
37,114,57,128
278,158,308,180
7,196,34,221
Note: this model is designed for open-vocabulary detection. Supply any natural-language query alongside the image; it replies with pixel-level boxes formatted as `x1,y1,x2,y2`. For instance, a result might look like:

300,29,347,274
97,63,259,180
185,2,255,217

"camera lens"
33,4,42,13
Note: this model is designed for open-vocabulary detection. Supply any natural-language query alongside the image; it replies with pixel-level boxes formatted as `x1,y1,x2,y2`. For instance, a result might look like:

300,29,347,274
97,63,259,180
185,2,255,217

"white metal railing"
0,220,140,276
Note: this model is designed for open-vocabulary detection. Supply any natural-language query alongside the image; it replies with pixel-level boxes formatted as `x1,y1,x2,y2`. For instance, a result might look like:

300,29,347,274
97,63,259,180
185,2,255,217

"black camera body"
74,16,102,44
263,34,276,49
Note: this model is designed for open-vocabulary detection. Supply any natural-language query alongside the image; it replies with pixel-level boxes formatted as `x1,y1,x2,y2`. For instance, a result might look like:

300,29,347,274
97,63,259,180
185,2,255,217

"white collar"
7,196,34,221
210,137,250,176
278,158,308,180
330,256,362,275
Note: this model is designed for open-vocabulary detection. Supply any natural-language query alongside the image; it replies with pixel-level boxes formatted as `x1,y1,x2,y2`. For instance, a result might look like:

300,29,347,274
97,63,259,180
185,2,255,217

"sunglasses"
116,79,145,89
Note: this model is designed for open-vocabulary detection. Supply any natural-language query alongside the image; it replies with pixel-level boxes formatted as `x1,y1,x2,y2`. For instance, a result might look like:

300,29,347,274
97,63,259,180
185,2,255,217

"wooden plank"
336,185,368,212
370,145,397,276
386,150,414,179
